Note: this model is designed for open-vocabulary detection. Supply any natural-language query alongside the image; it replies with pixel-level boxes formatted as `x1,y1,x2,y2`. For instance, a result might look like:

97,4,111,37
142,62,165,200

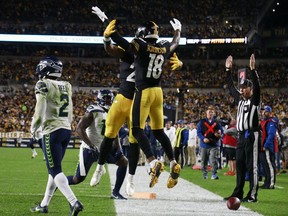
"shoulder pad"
35,81,48,95
86,104,105,113
159,40,169,45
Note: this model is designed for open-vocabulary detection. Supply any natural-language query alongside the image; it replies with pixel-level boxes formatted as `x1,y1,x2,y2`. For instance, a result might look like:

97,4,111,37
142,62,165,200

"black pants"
232,131,259,200
260,150,276,188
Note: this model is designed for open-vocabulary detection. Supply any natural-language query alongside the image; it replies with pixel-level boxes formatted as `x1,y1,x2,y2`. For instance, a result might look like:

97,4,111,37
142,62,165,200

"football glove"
170,53,183,70
92,6,108,22
104,19,116,38
170,18,181,32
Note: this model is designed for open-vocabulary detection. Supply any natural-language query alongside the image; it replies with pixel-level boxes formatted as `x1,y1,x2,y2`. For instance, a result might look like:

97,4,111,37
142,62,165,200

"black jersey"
118,51,136,100
131,38,171,90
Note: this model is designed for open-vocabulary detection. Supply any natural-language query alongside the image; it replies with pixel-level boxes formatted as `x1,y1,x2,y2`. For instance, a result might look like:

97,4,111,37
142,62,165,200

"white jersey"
81,104,107,149
164,126,176,145
30,78,73,135
188,128,197,147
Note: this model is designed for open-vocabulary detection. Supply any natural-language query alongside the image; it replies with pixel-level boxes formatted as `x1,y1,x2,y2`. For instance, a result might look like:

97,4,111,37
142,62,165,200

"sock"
96,164,104,172
149,159,158,169
132,128,154,159
98,137,114,164
153,129,174,160
67,175,75,185
128,143,140,175
40,174,57,207
170,160,177,168
113,166,127,194
54,172,77,206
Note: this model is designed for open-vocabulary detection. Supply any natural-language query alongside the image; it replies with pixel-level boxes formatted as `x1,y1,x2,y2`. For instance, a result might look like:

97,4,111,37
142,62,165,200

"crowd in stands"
1,58,287,89
0,0,268,38
1,86,287,134
0,0,287,136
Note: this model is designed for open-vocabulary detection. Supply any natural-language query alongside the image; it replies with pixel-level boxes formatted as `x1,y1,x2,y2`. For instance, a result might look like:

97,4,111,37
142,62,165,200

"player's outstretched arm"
170,53,183,71
76,112,95,149
169,18,181,52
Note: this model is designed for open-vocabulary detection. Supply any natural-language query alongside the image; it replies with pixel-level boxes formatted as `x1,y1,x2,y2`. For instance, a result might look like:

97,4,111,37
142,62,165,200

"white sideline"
108,164,262,216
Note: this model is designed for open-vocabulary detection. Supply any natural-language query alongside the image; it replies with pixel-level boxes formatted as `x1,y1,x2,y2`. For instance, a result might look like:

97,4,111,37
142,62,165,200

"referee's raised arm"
225,55,240,104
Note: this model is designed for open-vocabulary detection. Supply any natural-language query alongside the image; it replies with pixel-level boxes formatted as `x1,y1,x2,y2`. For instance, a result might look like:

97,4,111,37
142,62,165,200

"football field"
0,147,287,216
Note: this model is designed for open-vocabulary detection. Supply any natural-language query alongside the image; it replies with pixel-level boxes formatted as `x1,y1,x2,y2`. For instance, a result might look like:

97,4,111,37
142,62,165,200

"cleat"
224,171,236,176
211,174,219,180
242,197,257,203
69,200,83,216
149,161,164,188
90,167,106,186
32,152,38,158
126,175,135,196
167,163,181,188
110,192,127,200
30,204,48,213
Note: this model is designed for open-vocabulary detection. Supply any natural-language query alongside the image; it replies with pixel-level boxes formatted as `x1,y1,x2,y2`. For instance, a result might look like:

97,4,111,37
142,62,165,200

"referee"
224,54,260,203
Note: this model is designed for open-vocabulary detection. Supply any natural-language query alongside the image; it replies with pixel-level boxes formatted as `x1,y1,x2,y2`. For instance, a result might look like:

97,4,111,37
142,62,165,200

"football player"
103,18,183,189
30,57,83,215
93,16,183,194
67,89,128,200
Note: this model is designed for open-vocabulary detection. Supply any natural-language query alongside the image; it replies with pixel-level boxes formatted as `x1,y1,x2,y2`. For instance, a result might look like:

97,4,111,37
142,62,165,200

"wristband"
103,37,111,45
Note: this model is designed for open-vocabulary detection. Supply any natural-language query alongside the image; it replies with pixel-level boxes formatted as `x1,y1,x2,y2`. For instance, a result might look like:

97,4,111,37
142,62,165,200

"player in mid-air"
102,18,183,188
67,89,128,200
30,56,83,216
91,6,183,194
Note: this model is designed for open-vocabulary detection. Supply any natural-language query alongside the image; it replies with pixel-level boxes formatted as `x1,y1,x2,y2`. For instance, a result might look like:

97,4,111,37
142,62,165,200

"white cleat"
90,166,106,186
126,174,135,196
32,152,38,158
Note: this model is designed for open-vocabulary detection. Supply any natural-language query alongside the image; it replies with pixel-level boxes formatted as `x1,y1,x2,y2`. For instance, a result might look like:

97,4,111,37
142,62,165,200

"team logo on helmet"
137,21,159,40
36,56,63,79
97,89,114,108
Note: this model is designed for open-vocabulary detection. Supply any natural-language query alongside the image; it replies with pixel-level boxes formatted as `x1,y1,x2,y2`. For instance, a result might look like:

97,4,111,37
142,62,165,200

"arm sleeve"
250,69,261,106
111,32,131,51
30,94,46,134
264,122,277,150
182,130,189,145
197,121,205,141
226,69,240,104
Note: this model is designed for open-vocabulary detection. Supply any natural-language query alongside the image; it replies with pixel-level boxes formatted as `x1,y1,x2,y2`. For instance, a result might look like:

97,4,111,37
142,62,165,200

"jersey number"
126,63,136,83
146,53,164,79
59,94,69,117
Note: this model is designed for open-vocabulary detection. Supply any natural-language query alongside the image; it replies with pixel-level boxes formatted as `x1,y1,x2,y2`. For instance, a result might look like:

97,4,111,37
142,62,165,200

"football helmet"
136,21,159,39
97,89,114,108
36,56,63,79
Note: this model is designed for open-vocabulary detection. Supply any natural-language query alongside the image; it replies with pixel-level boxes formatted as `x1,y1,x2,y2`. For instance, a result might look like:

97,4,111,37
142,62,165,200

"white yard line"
108,164,263,216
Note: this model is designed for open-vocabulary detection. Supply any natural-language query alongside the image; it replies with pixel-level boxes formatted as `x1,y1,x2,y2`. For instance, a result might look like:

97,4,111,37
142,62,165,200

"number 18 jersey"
131,38,171,90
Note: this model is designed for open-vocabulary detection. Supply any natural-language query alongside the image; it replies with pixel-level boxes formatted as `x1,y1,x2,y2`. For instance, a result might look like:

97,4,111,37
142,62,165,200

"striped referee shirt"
226,69,260,132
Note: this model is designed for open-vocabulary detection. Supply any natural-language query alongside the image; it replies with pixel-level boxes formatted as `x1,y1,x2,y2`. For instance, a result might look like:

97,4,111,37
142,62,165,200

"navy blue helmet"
36,56,63,79
97,89,114,107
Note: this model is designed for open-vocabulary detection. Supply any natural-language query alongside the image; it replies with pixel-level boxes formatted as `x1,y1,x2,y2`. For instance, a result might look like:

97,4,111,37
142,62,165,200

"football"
226,197,241,210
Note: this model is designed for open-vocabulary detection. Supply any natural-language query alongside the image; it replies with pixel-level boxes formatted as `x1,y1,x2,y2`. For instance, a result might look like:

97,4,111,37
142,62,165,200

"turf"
0,148,115,216
0,148,287,216
178,164,288,216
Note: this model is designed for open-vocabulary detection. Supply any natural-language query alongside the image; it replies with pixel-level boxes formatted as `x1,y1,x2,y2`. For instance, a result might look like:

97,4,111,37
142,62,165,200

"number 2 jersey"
131,38,171,90
31,78,73,135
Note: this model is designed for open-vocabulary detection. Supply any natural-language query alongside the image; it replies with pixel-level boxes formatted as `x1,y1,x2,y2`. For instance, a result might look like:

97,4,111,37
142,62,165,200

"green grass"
0,148,115,216
0,148,287,216
177,164,288,216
